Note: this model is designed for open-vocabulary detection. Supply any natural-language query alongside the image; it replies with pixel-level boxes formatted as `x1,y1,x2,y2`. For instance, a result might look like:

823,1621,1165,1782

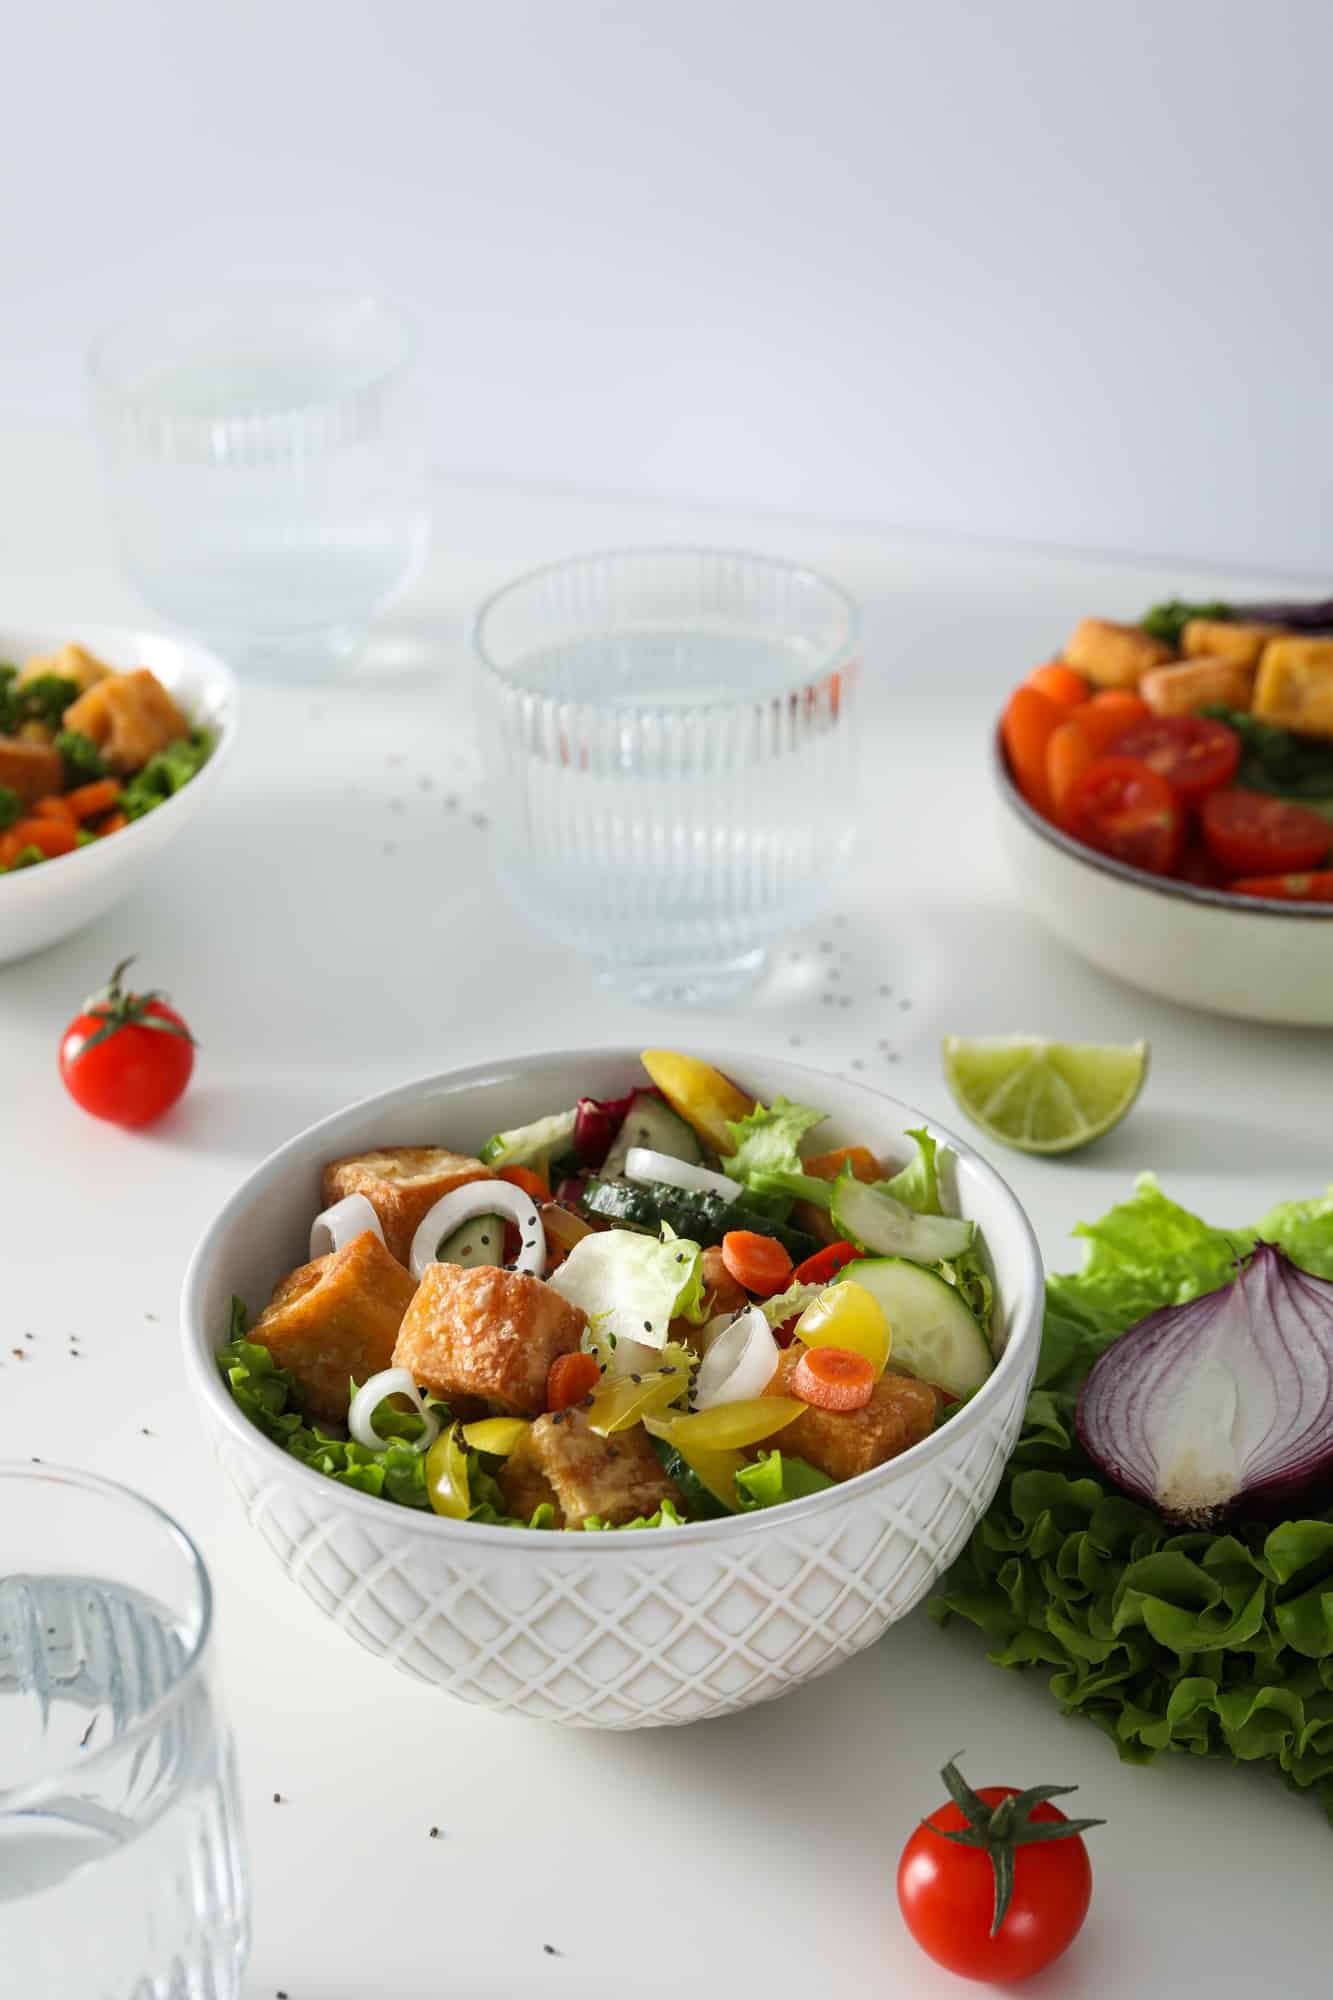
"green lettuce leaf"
936,1246,995,1333
735,1451,834,1510
881,1128,941,1214
548,1225,704,1346
580,1499,689,1531
932,1180,1333,1821
754,1279,827,1328
121,727,214,821
721,1097,826,1184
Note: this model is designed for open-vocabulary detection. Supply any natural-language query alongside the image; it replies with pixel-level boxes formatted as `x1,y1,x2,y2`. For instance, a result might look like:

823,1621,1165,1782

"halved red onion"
1076,1244,1333,1526
625,1146,742,1201
309,1193,383,1259
694,1305,779,1409
409,1181,546,1281
348,1368,442,1453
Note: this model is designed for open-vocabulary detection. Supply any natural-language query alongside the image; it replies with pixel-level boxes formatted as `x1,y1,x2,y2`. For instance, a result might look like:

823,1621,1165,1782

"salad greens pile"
933,1176,1333,1818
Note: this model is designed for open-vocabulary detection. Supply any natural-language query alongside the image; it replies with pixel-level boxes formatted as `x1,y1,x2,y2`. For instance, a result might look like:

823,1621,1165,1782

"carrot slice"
720,1230,793,1297
8,818,78,858
65,778,122,821
546,1351,601,1412
1025,661,1089,708
498,1163,552,1204
1000,686,1063,816
31,795,79,826
96,810,129,836
791,1345,874,1411
1075,691,1152,755
1046,718,1098,816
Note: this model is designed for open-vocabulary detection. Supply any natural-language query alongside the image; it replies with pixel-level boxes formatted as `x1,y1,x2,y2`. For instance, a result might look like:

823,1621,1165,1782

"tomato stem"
75,955,199,1056
926,1757,1104,1935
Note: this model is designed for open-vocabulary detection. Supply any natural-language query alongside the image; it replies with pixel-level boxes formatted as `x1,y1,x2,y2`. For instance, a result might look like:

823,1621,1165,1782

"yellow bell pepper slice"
669,1440,747,1512
586,1364,691,1436
639,1050,755,1155
424,1424,471,1519
646,1397,804,1452
794,1281,892,1378
461,1417,530,1457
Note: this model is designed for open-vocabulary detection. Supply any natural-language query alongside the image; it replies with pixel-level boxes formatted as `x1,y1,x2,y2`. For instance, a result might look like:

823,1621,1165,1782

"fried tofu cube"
1140,657,1255,718
504,1407,680,1527
794,1143,880,1247
761,1349,937,1482
392,1263,586,1416
1182,619,1278,670
699,1244,748,1318
321,1147,493,1265
1063,618,1173,689
1253,639,1333,741
19,643,115,695
0,735,63,803
496,1436,562,1524
63,668,189,775
253,1230,418,1424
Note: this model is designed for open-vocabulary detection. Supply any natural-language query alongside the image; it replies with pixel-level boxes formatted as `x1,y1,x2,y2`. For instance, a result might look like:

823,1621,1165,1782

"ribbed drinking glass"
0,1464,249,1999
473,547,861,1003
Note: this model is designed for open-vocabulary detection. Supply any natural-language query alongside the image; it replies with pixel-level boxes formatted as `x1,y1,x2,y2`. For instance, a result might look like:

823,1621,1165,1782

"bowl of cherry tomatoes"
995,617,1333,1026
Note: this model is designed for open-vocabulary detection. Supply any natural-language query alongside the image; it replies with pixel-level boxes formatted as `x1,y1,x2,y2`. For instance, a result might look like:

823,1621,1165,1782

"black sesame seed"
544,1945,561,1957
429,1826,441,1838
272,1792,283,1804
660,1366,676,1376
643,1319,652,1332
480,1235,490,1246
629,1373,642,1384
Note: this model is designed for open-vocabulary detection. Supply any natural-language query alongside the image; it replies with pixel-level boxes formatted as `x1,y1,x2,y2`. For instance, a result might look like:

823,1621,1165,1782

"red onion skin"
572,1087,663,1168
1074,1244,1333,1528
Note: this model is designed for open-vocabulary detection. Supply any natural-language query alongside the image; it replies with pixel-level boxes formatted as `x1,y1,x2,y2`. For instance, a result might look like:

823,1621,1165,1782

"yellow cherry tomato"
639,1049,755,1154
461,1417,530,1457
646,1397,804,1452
425,1424,471,1519
794,1281,891,1377
587,1364,691,1436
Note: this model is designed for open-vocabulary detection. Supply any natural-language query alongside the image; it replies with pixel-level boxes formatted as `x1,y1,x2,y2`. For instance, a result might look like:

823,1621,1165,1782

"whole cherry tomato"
897,1758,1101,1983
59,957,195,1128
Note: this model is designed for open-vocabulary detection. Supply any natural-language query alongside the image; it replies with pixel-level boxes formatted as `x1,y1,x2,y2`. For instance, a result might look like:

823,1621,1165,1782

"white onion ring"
693,1305,779,1409
409,1179,546,1281
309,1193,384,1260
624,1147,742,1201
347,1368,442,1453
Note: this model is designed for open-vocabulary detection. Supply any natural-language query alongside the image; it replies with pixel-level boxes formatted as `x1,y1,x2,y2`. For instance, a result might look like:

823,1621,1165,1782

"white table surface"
2,429,1329,1999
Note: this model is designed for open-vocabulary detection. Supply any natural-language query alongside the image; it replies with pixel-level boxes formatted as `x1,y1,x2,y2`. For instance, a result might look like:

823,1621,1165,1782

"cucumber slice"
830,1174,974,1264
479,1108,578,1171
580,1177,819,1262
436,1213,506,1269
603,1092,703,1178
839,1258,992,1396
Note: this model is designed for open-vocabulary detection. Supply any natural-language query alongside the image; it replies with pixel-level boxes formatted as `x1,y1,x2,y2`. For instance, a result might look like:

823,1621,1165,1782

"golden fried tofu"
497,1437,563,1524
761,1349,937,1482
794,1143,880,1247
508,1408,680,1527
19,643,115,695
1063,618,1173,689
1182,618,1278,670
1253,639,1333,741
321,1147,492,1265
392,1263,585,1417
64,668,189,775
253,1230,418,1424
0,736,63,803
1140,657,1255,718
699,1245,748,1317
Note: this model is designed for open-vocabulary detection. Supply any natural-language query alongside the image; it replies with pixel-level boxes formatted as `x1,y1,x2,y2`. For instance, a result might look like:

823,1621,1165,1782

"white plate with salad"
183,1047,1044,1727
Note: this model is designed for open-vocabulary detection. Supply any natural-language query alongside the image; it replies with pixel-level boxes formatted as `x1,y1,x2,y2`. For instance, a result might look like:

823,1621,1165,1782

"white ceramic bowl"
0,622,236,966
994,734,1333,1026
182,1050,1043,1729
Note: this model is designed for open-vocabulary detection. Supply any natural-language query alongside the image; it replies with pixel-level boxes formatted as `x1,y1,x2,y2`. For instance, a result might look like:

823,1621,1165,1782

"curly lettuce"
932,1177,1333,1819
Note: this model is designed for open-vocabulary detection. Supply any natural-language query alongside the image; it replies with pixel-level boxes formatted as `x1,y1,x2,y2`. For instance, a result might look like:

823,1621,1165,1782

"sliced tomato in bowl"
1062,757,1185,875
1229,870,1333,903
1200,790,1333,876
1106,715,1241,802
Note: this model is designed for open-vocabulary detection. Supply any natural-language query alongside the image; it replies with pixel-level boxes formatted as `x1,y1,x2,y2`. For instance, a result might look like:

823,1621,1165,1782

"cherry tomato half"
1229,869,1333,903
1106,714,1240,802
1062,756,1185,874
1200,789,1333,876
898,1783,1094,1983
59,958,195,1128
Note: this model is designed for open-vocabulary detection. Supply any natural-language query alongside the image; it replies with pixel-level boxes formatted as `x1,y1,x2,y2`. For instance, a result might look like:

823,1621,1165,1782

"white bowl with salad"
994,595,1333,1025
182,1047,1044,1728
0,622,235,966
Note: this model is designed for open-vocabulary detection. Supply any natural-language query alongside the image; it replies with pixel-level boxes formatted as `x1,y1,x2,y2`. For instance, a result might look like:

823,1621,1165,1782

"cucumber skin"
436,1213,506,1269
602,1093,703,1178
581,1177,819,1262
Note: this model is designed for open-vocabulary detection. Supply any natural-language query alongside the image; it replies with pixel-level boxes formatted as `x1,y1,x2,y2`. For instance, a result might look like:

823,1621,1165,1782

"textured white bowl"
0,623,236,966
995,734,1333,1026
182,1050,1044,1729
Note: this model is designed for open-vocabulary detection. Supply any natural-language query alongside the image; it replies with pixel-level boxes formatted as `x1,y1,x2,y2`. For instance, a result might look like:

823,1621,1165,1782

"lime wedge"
941,1035,1149,1154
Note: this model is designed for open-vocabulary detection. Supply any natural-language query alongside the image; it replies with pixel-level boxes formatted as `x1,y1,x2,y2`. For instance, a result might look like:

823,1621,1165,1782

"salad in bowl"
184,1049,1042,1725
220,1050,1000,1533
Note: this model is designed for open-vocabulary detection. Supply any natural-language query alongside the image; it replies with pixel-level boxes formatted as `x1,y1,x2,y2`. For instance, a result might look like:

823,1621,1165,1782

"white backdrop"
4,0,1330,575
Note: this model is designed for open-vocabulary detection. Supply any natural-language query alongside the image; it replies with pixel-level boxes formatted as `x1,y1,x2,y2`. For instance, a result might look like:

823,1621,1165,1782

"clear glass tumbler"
0,1464,249,1998
88,288,429,680
473,547,861,1003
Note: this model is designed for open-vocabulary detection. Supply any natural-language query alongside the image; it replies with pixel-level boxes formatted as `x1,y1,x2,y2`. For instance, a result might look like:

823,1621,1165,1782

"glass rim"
86,283,418,412
0,1461,215,1816
470,543,862,710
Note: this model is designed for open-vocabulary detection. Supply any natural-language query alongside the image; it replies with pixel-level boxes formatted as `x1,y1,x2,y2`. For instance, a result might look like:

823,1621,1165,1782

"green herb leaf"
1140,598,1231,647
